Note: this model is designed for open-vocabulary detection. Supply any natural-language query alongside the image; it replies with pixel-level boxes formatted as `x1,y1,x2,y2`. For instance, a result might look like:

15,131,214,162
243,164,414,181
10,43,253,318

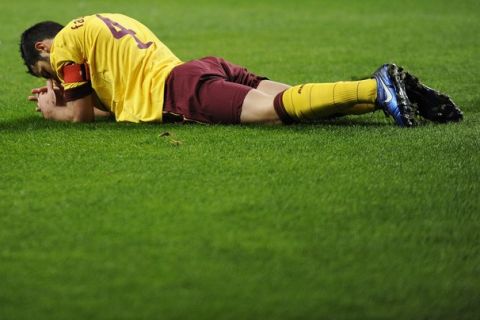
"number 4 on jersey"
96,14,153,49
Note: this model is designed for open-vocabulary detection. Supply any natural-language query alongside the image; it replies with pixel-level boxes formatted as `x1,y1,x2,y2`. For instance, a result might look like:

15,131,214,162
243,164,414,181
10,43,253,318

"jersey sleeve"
50,21,93,101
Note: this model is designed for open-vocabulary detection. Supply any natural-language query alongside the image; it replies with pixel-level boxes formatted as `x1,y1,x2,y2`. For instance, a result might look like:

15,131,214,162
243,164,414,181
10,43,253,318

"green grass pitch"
1,0,479,319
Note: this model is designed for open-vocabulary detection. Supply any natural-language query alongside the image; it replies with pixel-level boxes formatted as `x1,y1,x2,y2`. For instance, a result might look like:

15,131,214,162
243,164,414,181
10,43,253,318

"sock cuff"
274,91,296,124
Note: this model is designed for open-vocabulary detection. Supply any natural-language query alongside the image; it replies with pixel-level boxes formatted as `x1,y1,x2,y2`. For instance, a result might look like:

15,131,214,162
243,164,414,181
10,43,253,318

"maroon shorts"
163,56,268,124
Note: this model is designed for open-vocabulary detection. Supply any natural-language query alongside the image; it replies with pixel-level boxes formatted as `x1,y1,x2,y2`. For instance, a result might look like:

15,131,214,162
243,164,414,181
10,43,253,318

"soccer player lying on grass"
21,14,463,127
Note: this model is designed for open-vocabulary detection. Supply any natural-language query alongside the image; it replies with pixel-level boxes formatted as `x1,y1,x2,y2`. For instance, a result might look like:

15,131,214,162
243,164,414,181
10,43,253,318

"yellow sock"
341,103,378,115
280,79,377,121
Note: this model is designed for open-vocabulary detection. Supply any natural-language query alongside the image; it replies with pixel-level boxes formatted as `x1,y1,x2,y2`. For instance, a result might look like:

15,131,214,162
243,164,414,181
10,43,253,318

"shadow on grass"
241,117,390,132
0,115,60,132
0,114,389,133
300,117,389,128
0,115,142,132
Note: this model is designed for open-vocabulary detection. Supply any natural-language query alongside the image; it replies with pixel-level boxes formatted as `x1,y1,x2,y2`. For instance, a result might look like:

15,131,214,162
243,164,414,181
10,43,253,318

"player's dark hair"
20,21,64,76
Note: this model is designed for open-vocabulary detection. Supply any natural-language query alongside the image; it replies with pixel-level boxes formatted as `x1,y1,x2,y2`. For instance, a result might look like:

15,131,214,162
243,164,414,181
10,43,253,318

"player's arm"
35,79,94,122
30,83,112,120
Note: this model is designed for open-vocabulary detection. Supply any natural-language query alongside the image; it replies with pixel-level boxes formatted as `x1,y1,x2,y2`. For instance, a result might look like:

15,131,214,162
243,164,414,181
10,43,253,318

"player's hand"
35,80,58,117
28,81,66,108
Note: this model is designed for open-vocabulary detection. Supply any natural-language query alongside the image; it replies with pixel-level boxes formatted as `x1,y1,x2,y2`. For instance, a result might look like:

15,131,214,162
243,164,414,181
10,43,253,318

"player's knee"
240,90,279,124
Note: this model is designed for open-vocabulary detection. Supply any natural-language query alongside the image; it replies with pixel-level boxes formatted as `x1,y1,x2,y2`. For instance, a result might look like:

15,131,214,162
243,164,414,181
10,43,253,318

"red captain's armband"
63,63,91,83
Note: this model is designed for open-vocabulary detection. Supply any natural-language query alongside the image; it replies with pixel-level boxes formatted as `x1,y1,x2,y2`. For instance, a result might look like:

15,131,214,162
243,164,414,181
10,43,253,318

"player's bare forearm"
33,80,94,122
40,96,94,122
41,104,74,121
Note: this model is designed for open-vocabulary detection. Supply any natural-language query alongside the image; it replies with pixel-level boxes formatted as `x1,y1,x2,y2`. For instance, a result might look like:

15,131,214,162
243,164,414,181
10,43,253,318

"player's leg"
240,79,380,123
239,86,376,123
223,60,376,122
250,64,462,124
165,58,415,126
271,79,378,121
256,81,379,117
240,89,280,124
271,64,415,126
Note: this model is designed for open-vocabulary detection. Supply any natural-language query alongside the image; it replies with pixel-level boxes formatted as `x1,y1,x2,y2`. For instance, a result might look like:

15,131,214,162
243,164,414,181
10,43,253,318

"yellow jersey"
50,13,183,122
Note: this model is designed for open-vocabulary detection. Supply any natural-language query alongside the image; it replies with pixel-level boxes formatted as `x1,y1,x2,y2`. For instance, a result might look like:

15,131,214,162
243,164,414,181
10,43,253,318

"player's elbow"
68,95,95,123
72,113,94,123
71,106,95,123
42,109,55,120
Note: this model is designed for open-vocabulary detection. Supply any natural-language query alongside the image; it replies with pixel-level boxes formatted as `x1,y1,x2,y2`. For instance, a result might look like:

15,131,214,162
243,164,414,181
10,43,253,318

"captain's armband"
63,63,91,83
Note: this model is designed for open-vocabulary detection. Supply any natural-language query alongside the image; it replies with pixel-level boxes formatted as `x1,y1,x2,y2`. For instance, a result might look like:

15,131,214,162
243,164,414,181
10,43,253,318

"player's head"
20,21,64,79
